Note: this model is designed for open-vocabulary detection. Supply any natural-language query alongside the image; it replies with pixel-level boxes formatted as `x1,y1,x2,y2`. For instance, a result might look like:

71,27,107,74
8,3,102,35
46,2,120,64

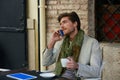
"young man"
43,12,102,80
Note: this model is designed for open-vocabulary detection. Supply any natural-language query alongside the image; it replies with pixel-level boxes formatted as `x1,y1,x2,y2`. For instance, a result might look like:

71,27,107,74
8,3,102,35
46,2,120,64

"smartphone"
59,30,64,36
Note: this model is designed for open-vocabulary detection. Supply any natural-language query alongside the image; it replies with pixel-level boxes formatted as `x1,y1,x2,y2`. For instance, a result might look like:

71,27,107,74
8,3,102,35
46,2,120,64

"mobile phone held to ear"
59,30,64,36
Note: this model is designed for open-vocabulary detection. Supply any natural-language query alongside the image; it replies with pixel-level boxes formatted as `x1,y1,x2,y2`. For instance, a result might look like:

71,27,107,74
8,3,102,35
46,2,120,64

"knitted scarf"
55,30,84,76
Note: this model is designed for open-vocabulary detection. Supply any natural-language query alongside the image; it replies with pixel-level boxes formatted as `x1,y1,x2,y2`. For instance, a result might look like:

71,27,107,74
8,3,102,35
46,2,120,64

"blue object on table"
6,73,37,80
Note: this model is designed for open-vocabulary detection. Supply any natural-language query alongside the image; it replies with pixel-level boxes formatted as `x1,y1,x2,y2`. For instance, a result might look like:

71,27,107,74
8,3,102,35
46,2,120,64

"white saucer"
41,70,53,73
40,72,55,78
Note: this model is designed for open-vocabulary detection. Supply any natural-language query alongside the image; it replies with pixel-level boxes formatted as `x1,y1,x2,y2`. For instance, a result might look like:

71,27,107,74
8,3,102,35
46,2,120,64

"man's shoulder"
83,34,98,43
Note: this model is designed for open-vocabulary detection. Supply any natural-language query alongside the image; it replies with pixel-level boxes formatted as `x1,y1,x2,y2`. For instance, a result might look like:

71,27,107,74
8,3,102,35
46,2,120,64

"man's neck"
69,30,78,41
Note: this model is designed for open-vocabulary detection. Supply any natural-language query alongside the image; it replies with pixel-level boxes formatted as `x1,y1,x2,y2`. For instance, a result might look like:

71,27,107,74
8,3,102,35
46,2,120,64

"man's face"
59,17,76,35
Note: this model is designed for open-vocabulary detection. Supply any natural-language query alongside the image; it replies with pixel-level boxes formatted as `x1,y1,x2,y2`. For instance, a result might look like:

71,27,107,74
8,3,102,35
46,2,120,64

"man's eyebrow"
62,20,67,23
60,20,66,25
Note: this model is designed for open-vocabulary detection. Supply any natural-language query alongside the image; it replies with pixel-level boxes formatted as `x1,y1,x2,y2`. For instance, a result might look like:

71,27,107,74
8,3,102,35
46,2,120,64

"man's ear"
73,21,77,28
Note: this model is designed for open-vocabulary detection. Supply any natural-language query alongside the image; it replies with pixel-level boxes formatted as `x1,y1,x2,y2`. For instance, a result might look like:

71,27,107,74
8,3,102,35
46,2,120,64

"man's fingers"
67,57,74,61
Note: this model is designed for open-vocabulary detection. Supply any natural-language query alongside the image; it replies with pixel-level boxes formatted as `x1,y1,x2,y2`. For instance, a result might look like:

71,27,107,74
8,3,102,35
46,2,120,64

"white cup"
61,58,69,67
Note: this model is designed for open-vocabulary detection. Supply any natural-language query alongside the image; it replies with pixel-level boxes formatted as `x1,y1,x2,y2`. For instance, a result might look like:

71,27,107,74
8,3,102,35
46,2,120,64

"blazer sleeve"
42,40,62,66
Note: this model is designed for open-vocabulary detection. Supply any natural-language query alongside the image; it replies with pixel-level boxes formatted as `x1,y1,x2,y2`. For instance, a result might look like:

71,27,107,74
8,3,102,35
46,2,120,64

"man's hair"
58,11,81,31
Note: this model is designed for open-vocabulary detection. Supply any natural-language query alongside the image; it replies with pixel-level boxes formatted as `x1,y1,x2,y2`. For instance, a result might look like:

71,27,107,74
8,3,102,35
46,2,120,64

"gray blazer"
43,34,102,78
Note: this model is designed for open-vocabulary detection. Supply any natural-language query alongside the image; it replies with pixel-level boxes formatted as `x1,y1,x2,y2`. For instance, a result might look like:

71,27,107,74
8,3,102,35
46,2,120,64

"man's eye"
63,21,67,23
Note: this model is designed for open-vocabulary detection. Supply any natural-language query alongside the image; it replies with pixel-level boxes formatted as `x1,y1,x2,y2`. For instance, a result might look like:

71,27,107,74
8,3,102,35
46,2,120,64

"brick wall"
46,0,88,42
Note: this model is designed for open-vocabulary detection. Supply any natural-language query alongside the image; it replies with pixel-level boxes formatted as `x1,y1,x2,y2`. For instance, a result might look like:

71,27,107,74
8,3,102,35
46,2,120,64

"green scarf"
54,30,84,76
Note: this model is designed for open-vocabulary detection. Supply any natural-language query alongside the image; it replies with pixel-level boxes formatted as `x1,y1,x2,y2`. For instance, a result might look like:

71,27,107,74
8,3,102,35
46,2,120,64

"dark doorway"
0,0,27,69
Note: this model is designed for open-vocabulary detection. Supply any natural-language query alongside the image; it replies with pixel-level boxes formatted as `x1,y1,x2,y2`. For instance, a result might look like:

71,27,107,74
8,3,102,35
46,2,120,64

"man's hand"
51,30,62,42
47,30,63,49
66,57,79,70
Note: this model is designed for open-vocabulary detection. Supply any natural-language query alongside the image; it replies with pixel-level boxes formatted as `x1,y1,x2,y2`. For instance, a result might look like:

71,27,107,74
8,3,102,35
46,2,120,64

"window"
95,0,120,42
